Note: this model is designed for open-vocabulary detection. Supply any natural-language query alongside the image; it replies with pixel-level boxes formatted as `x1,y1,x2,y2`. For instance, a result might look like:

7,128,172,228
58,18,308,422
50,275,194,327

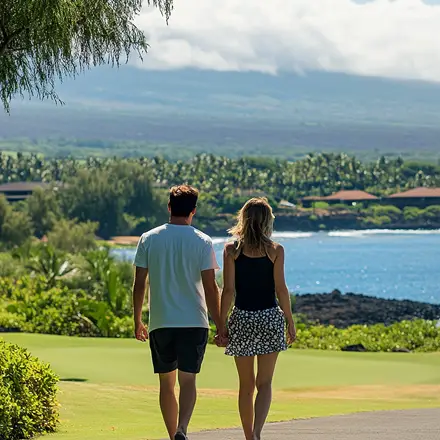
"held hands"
135,321,149,342
287,321,297,346
215,326,229,347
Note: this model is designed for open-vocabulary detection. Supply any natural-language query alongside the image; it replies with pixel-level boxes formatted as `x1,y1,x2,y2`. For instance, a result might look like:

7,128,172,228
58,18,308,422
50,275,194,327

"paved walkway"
189,408,440,440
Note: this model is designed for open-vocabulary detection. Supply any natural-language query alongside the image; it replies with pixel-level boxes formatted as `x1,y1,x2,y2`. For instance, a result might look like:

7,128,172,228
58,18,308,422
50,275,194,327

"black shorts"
149,327,208,374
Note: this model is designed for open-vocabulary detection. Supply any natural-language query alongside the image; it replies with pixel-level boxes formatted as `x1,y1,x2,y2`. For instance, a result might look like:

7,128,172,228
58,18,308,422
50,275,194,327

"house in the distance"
385,187,440,209
0,182,50,203
301,190,378,208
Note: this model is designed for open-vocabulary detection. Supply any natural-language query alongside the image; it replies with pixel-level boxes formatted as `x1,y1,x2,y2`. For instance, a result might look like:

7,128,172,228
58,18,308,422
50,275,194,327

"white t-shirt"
133,224,219,332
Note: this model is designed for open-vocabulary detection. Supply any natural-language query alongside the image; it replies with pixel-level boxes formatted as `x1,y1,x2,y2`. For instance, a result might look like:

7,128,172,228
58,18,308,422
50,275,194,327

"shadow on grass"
60,378,88,383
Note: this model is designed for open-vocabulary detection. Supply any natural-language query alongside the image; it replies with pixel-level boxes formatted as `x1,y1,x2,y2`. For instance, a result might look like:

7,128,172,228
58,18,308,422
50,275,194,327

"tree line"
0,152,440,247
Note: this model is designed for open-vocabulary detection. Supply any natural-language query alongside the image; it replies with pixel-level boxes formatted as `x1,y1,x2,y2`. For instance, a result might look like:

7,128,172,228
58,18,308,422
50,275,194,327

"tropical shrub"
0,339,59,439
423,205,440,221
46,219,98,253
0,196,34,249
24,244,75,288
403,206,423,222
4,283,97,337
361,215,392,227
0,311,26,332
0,276,132,337
293,319,440,352
370,205,402,221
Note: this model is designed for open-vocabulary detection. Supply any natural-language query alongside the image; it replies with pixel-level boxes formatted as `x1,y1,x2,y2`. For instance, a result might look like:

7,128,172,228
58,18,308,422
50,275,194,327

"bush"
0,252,26,278
361,215,392,227
0,339,59,439
0,276,132,337
293,319,440,352
0,311,26,332
5,284,98,337
314,201,329,209
47,219,98,253
0,207,34,249
370,205,402,221
423,205,440,221
403,206,423,222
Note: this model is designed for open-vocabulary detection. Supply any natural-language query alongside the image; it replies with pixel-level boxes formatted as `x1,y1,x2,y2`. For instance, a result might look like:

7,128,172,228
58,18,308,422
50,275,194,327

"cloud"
134,0,440,82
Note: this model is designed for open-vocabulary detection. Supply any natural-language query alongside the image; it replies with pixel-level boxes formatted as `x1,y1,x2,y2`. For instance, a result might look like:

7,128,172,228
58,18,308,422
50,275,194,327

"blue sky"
132,0,440,83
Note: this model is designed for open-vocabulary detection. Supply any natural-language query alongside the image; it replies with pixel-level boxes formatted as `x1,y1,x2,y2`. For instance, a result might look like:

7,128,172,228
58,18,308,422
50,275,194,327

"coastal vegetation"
1,242,439,353
0,152,440,238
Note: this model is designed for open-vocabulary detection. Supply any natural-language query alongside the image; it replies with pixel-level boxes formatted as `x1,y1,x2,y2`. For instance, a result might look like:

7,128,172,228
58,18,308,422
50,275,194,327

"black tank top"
234,247,277,311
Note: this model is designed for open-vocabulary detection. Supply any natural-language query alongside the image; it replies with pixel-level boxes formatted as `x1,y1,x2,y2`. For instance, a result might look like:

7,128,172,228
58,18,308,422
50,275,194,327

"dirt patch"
279,384,440,401
109,236,139,245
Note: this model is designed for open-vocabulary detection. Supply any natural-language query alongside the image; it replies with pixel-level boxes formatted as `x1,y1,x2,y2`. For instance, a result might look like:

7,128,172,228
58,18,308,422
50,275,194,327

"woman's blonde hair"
228,197,275,254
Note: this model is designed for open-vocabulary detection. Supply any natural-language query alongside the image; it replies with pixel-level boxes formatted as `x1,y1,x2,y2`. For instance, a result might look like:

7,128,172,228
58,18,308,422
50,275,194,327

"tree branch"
0,27,25,56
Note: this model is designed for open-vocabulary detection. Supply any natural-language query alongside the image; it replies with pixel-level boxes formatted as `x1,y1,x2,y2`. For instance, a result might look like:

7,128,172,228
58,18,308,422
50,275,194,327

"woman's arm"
220,244,236,331
274,244,296,344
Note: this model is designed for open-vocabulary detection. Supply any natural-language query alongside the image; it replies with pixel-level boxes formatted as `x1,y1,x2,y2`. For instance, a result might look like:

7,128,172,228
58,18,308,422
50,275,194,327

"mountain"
1,67,440,160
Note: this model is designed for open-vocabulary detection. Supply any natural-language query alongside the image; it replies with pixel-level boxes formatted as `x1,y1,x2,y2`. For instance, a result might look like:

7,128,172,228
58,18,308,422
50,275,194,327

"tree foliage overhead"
0,0,173,111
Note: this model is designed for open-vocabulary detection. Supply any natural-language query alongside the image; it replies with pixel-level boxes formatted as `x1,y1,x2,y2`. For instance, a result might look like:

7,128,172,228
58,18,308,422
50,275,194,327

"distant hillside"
1,67,440,160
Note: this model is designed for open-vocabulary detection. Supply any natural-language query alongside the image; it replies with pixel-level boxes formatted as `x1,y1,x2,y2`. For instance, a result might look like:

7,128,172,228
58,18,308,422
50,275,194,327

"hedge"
0,339,59,439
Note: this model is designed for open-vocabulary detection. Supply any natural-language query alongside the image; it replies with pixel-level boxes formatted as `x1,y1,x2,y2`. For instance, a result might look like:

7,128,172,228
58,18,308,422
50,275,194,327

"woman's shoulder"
271,241,285,258
224,240,238,256
265,241,283,261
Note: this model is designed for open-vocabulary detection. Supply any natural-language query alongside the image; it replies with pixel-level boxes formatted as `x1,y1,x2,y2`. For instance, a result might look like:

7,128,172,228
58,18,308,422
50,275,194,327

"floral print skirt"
225,306,288,357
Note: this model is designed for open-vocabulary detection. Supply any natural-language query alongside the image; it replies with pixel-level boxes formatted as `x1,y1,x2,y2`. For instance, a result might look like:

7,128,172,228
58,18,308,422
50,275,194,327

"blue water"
114,230,440,304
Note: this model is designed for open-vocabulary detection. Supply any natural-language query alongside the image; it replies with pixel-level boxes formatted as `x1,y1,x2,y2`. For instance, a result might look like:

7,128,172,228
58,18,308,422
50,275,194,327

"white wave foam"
211,237,229,245
272,232,314,239
212,232,314,243
328,229,440,238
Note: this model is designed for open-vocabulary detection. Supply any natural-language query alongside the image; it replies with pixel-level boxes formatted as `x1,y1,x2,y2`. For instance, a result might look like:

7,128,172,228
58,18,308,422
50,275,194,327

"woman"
219,197,296,440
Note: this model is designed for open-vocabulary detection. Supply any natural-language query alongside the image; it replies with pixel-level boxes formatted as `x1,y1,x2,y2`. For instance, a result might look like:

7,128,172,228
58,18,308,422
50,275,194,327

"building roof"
302,196,325,201
0,182,50,192
388,187,440,198
324,190,378,201
279,200,296,208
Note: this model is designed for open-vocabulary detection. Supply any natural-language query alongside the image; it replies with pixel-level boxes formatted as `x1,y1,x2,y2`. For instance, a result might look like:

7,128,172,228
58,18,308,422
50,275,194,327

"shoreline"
107,228,440,245
295,290,440,328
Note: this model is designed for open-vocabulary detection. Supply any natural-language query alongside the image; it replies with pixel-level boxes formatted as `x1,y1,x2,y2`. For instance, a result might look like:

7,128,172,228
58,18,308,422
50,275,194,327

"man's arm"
201,269,222,331
133,266,149,341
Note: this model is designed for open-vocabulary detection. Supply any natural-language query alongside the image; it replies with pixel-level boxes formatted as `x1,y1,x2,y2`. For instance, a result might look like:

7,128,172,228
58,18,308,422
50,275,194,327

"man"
132,185,222,440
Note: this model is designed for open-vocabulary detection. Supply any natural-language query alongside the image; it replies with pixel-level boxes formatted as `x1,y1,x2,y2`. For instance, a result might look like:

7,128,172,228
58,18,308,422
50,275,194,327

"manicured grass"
2,333,440,440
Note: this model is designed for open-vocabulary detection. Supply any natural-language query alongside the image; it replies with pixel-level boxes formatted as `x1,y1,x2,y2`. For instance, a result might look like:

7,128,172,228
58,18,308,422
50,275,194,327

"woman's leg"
235,356,256,440
253,352,279,440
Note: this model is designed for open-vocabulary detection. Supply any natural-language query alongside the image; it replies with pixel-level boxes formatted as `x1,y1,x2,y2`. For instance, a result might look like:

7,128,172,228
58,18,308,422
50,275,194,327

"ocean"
114,229,440,304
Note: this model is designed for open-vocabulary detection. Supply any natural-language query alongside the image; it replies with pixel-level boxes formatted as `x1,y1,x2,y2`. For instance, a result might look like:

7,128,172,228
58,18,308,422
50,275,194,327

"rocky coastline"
294,290,440,328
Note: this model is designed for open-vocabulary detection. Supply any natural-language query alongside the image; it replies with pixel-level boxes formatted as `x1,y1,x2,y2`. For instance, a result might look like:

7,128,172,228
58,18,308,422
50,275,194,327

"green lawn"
3,333,440,440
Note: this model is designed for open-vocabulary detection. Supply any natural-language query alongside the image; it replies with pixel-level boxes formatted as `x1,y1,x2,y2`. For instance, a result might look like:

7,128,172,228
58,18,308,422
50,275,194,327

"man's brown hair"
169,185,199,217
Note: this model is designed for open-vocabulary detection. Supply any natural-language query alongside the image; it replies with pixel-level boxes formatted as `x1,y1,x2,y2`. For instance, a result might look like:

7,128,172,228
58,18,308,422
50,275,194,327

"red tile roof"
324,190,378,201
388,187,440,198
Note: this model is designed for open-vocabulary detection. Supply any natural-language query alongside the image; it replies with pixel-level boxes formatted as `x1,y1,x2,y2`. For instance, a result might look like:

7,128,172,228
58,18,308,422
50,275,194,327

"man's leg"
159,371,178,440
176,371,197,436
176,328,209,437
150,329,179,440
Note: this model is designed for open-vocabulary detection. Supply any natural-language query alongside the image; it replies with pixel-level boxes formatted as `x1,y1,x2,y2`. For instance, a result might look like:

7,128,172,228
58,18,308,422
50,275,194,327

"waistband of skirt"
232,305,281,314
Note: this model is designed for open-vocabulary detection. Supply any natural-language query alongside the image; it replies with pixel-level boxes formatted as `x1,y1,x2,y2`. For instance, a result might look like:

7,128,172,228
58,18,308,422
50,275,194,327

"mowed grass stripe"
3,333,440,388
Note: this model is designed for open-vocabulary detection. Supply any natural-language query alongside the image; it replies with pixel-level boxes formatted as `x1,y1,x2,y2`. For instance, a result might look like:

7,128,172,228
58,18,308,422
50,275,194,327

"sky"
135,0,440,82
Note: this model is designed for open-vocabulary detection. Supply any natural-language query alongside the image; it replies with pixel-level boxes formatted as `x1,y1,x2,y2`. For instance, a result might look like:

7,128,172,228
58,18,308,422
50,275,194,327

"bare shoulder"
272,242,285,258
224,241,236,256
